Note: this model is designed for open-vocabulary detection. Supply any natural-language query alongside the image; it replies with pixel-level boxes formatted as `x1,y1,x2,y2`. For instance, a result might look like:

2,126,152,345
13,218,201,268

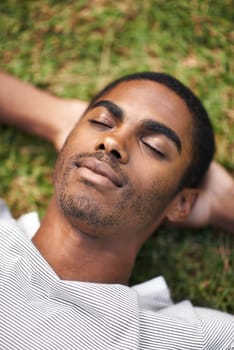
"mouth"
75,158,123,188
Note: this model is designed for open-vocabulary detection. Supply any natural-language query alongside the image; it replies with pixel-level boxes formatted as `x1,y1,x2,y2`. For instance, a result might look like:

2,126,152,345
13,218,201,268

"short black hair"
88,72,215,190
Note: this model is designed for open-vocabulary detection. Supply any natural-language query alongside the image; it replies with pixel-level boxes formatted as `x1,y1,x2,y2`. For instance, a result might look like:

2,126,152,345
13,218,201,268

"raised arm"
0,72,88,150
178,161,234,233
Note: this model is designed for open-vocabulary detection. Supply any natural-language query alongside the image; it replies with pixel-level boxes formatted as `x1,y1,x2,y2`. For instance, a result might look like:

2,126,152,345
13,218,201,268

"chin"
58,191,119,231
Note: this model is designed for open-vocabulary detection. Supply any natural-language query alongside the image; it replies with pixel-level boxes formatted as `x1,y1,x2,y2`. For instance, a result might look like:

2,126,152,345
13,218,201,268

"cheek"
141,174,176,204
125,180,171,232
68,129,98,154
132,160,179,193
129,168,179,218
131,147,188,196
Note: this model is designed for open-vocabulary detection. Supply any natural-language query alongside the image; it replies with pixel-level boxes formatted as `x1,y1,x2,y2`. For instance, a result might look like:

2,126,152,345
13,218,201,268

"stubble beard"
59,188,135,229
55,152,135,229
55,151,176,232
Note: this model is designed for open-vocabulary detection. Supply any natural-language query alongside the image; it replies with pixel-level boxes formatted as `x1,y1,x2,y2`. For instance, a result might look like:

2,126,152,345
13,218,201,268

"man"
0,72,233,349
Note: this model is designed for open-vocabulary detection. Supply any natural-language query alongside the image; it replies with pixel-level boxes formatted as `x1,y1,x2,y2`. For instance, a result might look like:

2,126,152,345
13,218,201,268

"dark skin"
33,80,199,284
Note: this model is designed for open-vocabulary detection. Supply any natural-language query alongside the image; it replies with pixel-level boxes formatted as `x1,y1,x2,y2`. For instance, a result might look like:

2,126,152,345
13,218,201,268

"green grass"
0,0,233,313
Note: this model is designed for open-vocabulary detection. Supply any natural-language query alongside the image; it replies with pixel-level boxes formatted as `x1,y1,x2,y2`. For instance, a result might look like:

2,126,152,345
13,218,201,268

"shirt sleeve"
194,306,234,350
139,300,234,349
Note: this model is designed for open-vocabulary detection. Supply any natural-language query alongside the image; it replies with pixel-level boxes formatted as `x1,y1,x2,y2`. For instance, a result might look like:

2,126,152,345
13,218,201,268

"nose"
95,133,129,163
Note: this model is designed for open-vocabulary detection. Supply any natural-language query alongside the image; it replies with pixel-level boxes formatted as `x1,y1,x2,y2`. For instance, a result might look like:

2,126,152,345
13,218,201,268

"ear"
165,188,200,223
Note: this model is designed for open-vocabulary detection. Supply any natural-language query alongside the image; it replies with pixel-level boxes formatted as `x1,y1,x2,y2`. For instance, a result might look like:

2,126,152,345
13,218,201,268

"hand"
180,162,234,232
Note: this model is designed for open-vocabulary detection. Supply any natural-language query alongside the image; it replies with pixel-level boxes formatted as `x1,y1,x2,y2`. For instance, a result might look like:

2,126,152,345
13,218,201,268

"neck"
32,197,137,284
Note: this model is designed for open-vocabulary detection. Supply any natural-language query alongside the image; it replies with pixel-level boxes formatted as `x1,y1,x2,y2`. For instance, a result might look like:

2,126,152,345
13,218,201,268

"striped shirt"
0,221,233,349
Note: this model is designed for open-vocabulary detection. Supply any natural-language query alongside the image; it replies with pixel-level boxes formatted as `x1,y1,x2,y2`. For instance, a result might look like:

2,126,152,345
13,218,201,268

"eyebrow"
90,99,182,154
142,120,182,153
90,100,123,122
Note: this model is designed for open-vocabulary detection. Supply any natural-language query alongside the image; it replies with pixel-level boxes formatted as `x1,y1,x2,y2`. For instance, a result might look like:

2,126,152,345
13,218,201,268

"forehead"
100,80,191,126
98,79,193,153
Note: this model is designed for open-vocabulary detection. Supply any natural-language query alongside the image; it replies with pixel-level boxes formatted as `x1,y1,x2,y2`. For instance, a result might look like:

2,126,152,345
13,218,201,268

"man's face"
54,80,193,240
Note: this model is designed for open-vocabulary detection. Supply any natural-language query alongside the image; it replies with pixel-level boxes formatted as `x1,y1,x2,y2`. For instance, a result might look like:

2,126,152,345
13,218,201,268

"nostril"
97,142,121,159
111,149,121,159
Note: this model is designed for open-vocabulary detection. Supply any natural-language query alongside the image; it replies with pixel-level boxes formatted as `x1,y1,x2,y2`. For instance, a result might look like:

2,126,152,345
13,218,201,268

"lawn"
0,0,233,313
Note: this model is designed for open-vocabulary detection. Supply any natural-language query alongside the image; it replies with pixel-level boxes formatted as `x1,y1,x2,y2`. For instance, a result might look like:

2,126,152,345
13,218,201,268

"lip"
76,158,123,187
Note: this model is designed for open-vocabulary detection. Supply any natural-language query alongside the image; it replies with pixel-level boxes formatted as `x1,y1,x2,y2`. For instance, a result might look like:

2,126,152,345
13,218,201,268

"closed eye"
89,119,112,129
142,140,165,159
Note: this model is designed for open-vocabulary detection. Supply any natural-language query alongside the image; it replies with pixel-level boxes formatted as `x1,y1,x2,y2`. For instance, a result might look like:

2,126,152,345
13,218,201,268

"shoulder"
139,300,234,349
0,219,23,239
194,306,234,349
